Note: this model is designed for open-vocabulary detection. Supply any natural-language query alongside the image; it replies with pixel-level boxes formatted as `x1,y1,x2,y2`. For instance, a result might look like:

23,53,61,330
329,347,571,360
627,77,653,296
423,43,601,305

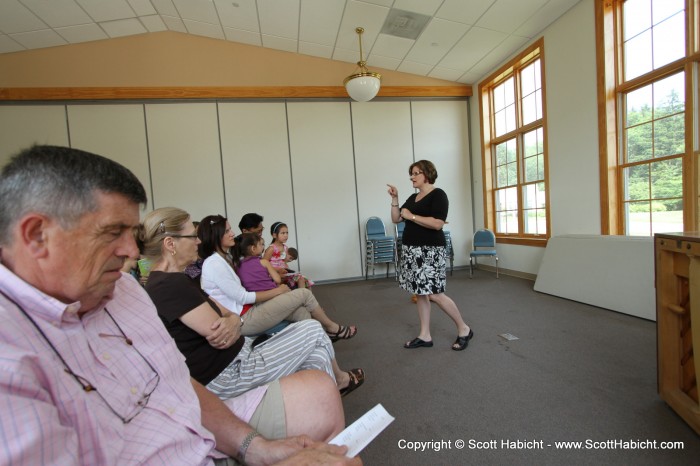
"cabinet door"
0,106,69,168
218,102,294,236
287,102,361,281
68,104,152,212
145,103,225,222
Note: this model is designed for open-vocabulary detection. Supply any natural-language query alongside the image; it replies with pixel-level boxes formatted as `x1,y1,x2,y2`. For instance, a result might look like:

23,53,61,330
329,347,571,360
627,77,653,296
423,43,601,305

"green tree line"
625,89,684,212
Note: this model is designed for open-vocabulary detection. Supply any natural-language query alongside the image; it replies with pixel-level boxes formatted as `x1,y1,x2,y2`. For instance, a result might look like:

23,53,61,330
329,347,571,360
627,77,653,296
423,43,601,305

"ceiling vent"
380,9,431,40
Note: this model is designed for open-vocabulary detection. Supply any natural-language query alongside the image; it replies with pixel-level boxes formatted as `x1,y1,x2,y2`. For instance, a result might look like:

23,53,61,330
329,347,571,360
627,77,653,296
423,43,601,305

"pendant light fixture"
343,27,381,102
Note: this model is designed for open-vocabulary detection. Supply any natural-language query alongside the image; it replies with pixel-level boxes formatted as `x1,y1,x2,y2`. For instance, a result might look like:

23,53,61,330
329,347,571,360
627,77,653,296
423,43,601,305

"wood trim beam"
595,0,620,235
495,237,548,248
0,85,472,101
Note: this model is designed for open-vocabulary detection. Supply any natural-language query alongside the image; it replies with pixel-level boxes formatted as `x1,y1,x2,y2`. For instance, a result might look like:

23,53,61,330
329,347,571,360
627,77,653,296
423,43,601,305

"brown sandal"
339,368,365,397
326,325,357,342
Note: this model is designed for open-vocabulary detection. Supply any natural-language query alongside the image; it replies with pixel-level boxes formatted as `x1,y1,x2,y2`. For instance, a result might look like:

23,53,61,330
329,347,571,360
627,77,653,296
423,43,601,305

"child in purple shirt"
233,233,281,292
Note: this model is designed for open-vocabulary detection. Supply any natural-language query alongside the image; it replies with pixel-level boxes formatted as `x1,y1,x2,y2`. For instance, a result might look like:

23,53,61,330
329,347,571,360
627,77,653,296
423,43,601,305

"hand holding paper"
330,404,395,458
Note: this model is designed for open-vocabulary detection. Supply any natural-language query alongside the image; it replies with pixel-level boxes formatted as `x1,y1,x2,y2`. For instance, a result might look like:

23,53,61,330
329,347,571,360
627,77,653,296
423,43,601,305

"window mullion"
515,71,525,236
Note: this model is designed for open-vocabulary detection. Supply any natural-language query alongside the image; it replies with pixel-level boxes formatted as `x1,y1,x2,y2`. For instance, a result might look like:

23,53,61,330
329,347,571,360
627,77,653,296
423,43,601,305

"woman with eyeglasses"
141,208,364,400
387,160,474,351
198,214,358,342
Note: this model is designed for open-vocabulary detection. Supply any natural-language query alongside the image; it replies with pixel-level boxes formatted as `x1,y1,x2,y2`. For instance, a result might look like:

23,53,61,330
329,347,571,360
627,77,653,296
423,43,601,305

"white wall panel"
412,100,472,266
218,102,295,241
67,104,153,213
534,235,654,320
145,103,225,222
0,98,471,282
287,102,361,281
0,106,68,167
352,101,414,276
544,0,599,235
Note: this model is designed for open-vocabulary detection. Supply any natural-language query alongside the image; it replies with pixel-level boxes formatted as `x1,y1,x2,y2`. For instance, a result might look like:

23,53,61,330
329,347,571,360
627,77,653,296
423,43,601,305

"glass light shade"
344,73,381,102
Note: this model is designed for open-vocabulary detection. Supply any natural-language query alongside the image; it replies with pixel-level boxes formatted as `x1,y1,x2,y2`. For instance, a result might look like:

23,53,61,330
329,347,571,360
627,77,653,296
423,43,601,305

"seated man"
0,145,359,466
239,212,265,237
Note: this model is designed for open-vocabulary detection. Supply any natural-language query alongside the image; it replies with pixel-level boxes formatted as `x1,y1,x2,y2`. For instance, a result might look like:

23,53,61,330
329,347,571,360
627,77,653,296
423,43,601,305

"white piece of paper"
329,403,395,458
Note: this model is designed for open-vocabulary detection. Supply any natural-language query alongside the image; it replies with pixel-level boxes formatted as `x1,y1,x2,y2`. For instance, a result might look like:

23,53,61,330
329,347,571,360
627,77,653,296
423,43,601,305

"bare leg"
429,293,470,337
331,359,350,390
310,306,356,336
330,360,364,396
414,294,432,342
309,306,337,331
280,370,344,441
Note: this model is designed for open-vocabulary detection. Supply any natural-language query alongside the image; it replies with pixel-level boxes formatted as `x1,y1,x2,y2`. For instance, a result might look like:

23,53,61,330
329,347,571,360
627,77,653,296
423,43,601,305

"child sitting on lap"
263,222,314,289
233,233,281,292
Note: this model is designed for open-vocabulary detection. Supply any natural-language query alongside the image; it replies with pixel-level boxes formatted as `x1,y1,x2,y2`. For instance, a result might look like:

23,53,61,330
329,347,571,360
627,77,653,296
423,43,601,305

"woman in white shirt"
199,215,358,342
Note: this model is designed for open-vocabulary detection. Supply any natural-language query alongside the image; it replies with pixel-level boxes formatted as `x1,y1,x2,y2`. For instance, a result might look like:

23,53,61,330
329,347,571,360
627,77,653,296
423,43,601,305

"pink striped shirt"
0,264,263,465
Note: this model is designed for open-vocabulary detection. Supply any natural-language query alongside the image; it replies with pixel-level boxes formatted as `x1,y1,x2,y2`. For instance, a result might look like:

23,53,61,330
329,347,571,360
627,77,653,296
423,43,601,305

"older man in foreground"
0,145,360,466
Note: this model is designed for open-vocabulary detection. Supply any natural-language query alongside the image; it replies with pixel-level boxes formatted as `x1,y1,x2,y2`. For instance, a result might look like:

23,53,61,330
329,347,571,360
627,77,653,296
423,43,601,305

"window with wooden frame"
596,0,699,236
479,39,549,246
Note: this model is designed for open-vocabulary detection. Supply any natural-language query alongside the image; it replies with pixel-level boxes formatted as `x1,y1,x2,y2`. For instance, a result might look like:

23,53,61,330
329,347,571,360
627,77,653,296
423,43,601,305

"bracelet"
391,204,399,207
239,430,261,463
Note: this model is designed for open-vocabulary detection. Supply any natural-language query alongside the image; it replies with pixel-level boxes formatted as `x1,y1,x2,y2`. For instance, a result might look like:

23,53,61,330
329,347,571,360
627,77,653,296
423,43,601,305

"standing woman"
387,160,474,351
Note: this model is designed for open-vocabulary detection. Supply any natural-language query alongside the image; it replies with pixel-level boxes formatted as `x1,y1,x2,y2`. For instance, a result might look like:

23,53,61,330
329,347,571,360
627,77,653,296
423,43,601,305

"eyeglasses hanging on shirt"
0,289,160,424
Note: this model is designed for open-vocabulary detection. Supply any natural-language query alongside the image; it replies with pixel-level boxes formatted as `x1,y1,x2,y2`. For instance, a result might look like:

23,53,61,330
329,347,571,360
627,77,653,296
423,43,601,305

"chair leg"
469,257,473,278
495,257,499,278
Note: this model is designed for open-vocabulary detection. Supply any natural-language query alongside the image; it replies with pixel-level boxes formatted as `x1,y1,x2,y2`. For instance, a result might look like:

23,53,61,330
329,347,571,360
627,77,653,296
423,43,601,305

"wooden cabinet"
655,232,700,435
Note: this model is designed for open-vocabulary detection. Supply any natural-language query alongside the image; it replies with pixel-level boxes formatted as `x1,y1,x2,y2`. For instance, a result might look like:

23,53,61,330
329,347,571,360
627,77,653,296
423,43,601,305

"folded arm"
179,301,241,349
399,210,445,230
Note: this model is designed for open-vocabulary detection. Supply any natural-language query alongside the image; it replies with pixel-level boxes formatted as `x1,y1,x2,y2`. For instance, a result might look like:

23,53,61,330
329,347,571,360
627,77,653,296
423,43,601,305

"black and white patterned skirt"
398,244,447,295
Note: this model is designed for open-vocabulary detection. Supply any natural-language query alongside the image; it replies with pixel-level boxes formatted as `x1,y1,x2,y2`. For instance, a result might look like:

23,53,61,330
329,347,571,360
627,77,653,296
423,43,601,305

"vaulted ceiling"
0,0,581,84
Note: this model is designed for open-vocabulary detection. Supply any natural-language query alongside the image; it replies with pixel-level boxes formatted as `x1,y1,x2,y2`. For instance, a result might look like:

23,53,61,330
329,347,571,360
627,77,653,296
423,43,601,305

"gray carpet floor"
311,269,700,465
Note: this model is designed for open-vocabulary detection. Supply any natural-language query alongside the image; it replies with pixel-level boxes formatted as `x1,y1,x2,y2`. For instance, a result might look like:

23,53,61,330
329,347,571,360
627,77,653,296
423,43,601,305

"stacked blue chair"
365,217,396,279
469,229,499,278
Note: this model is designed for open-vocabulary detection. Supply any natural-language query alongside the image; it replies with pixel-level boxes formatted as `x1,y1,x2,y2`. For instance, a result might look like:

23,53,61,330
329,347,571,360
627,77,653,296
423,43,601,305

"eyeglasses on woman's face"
410,170,423,178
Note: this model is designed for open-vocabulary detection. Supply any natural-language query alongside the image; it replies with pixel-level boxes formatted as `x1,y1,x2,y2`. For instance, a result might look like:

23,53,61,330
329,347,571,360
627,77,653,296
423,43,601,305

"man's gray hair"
0,145,147,245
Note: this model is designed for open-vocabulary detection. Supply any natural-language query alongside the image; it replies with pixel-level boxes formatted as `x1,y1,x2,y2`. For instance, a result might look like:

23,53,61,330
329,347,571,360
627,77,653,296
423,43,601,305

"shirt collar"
0,263,83,325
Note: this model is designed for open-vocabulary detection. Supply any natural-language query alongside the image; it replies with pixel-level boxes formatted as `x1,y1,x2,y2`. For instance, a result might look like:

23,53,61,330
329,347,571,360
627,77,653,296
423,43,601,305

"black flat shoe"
404,337,433,349
452,329,474,351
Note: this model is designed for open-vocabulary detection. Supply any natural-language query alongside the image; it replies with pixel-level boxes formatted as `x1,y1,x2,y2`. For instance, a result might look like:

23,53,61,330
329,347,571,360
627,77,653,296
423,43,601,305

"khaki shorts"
248,379,286,438
213,379,286,466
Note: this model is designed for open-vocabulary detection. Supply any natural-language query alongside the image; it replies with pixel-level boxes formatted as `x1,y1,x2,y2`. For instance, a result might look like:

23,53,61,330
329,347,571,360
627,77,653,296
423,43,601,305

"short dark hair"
239,213,263,231
0,145,147,244
409,160,438,184
198,214,228,259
